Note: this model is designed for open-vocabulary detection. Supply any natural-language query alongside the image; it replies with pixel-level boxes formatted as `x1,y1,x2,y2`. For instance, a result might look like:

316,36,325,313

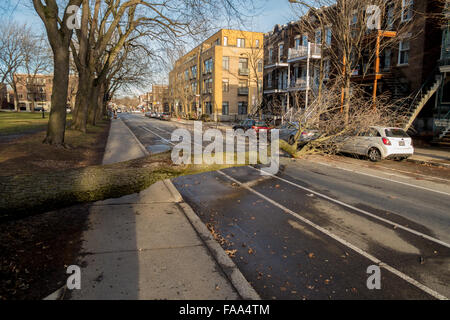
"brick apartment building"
12,74,78,112
263,0,449,138
168,29,264,122
139,85,169,112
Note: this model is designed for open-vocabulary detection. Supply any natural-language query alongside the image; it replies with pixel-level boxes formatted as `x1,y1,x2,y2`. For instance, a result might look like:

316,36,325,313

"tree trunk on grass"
44,48,70,145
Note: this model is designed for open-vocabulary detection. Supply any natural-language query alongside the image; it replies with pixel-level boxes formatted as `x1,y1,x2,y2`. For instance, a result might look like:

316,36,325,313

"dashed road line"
218,170,448,300
248,165,450,249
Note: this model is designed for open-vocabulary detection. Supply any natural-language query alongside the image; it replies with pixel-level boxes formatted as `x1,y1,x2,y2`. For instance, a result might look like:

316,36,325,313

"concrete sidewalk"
409,147,450,168
66,118,258,300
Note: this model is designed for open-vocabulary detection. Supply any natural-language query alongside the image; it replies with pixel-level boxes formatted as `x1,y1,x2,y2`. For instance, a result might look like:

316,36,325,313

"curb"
119,118,150,156
407,158,450,168
43,285,66,300
164,179,261,300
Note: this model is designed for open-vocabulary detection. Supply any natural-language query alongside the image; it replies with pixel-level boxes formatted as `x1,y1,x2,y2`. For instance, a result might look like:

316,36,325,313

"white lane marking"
370,164,449,182
140,126,175,146
248,166,450,249
218,170,448,300
140,125,206,150
308,160,450,197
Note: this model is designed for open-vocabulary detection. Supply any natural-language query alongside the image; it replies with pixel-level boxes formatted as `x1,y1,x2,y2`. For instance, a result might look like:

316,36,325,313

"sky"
7,0,296,34
3,0,298,96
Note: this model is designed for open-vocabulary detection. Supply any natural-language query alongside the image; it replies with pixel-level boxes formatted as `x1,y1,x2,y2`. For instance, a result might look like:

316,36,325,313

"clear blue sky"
8,0,296,34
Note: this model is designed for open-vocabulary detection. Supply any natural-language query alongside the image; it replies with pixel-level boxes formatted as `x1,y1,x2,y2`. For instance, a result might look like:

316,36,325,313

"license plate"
399,141,405,146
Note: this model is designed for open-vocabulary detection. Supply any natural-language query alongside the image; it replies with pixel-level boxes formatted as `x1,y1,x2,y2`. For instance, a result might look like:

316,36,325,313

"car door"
354,129,373,155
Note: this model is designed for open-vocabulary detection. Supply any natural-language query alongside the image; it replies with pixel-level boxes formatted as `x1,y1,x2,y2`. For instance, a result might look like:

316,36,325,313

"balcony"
264,60,288,70
238,87,249,95
439,57,450,72
287,44,321,62
288,77,313,91
238,68,249,76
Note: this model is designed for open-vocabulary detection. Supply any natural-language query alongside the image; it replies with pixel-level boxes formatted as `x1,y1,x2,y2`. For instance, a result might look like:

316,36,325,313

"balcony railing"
238,68,249,76
289,77,314,90
238,87,249,95
288,43,321,61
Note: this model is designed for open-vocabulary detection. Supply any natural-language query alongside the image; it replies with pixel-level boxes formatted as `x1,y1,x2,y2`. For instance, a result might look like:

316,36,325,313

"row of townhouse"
0,74,78,112
168,29,264,122
263,0,449,139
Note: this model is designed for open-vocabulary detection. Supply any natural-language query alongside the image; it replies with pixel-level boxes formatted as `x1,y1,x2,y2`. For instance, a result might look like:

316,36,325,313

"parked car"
233,119,256,131
339,126,414,162
161,112,171,121
279,122,321,147
145,112,152,118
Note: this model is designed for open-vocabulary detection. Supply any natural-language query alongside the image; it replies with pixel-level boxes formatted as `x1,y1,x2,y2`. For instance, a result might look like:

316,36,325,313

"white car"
339,126,414,162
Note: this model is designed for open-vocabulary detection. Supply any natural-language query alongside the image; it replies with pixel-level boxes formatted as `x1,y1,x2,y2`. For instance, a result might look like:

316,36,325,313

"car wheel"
368,148,382,162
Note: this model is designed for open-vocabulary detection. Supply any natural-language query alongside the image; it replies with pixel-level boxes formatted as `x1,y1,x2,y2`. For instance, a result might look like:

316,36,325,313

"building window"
384,48,392,70
255,39,260,48
302,34,308,46
387,5,394,30
257,60,263,73
222,102,229,115
239,58,248,71
295,37,301,49
398,40,410,65
203,78,213,93
268,47,273,63
214,38,220,46
401,0,414,22
204,58,213,73
315,29,322,44
223,36,228,46
223,56,229,70
324,59,330,79
222,79,229,92
205,101,212,114
191,65,197,78
278,43,284,62
238,102,248,115
237,38,245,48
325,28,332,45
184,69,189,81
268,72,272,88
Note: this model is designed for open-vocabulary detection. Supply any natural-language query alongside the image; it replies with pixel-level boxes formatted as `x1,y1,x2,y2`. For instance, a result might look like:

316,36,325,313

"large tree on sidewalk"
32,0,83,145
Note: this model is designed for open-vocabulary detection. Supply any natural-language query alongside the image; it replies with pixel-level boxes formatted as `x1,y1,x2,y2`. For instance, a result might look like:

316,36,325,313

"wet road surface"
121,113,450,300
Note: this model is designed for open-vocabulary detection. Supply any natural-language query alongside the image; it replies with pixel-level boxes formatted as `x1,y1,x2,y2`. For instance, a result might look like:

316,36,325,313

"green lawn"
0,112,71,136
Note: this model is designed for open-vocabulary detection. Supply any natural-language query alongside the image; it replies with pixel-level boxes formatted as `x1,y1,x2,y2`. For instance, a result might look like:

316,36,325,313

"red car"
252,121,272,140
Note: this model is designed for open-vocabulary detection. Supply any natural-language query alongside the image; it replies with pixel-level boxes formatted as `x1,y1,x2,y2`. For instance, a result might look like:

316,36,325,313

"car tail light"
382,138,391,145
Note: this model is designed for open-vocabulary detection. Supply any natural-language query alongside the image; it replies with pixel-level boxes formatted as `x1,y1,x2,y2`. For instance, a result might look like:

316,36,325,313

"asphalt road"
121,113,450,300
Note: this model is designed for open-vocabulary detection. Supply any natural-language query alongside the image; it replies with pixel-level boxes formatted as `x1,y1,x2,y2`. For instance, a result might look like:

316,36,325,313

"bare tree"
0,21,30,111
32,0,83,145
290,0,416,123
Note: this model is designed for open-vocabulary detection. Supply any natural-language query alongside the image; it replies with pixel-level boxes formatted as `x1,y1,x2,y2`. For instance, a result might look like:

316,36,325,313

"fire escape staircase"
403,70,442,131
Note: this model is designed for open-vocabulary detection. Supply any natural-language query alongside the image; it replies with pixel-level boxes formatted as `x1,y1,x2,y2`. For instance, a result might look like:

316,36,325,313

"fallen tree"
0,151,240,221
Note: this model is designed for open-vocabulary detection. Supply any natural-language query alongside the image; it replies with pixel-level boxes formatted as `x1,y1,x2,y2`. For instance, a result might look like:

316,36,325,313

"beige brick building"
168,29,264,122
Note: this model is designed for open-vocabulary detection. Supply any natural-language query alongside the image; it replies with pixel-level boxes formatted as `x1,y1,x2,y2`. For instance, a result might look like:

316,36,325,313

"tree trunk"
43,48,70,145
12,85,19,112
71,71,91,133
88,82,100,126
344,75,351,126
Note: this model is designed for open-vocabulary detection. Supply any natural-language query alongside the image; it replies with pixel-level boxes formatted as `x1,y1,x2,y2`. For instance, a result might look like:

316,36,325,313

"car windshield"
255,121,267,126
385,128,409,138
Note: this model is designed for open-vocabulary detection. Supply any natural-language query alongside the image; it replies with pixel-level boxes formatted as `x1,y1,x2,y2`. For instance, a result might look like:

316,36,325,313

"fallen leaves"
225,249,237,258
